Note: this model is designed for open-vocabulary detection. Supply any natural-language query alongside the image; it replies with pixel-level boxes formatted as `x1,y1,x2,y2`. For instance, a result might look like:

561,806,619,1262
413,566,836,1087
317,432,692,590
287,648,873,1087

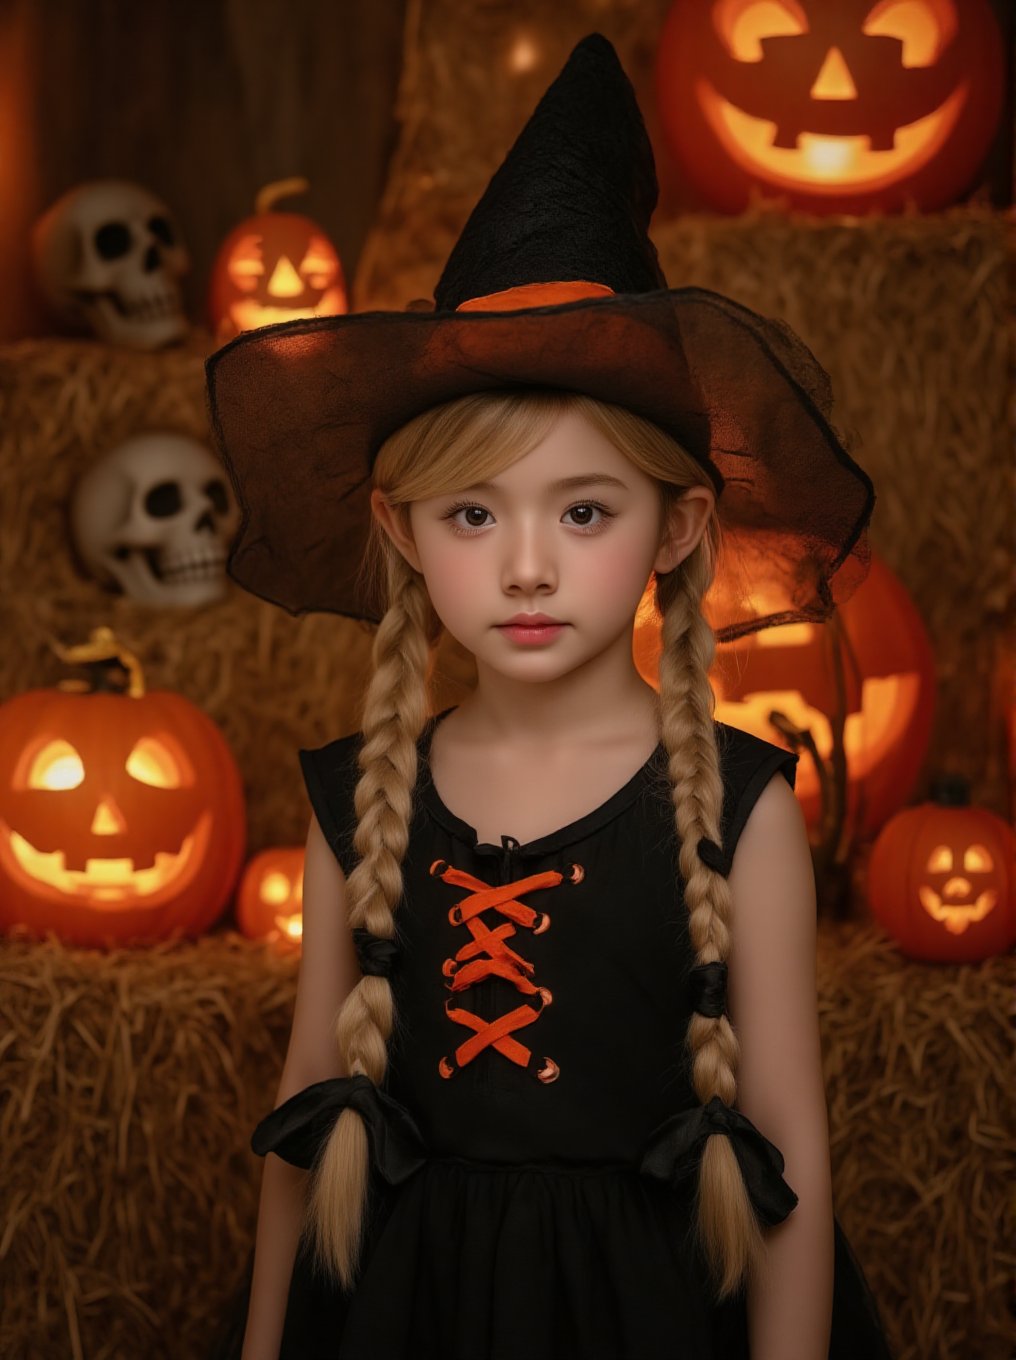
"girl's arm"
241,813,362,1360
727,772,835,1360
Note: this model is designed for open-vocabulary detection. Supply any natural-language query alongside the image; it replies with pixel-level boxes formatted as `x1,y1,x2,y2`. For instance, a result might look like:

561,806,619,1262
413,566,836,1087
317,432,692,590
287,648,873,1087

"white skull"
31,180,190,349
70,433,240,606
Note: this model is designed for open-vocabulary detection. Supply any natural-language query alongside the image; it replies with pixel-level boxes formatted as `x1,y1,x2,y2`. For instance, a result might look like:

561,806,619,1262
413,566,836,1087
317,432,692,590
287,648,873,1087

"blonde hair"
306,388,764,1299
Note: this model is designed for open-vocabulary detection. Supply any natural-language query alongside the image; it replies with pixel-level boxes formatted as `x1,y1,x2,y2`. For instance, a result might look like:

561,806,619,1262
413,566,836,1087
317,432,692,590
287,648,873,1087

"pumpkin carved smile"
697,75,966,191
656,0,1004,214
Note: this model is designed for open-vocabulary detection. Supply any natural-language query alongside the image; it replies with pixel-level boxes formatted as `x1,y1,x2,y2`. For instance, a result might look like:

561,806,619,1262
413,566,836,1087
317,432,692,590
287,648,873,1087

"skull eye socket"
95,222,132,261
204,479,229,514
149,215,176,247
145,481,183,518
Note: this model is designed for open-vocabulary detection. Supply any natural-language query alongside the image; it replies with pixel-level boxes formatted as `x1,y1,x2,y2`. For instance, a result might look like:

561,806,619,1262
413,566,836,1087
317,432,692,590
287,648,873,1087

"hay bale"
0,924,1011,1359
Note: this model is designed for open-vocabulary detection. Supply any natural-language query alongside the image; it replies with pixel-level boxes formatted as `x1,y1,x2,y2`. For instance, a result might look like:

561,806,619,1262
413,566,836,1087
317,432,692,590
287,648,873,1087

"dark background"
0,0,1010,341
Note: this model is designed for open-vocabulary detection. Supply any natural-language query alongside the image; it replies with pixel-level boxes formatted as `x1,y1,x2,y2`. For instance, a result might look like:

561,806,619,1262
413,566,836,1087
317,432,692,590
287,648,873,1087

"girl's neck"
452,667,662,753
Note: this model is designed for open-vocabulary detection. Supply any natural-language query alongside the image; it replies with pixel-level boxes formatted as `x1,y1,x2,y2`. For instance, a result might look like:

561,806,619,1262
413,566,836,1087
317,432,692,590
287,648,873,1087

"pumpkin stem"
49,626,146,698
254,177,310,215
929,773,971,807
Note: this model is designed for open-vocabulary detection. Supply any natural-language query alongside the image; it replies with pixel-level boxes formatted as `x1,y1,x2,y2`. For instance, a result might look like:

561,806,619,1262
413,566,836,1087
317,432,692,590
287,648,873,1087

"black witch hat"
205,33,873,641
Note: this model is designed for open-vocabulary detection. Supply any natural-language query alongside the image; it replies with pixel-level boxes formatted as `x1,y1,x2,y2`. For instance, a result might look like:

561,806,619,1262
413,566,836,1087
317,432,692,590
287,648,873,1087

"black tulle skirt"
211,1154,893,1360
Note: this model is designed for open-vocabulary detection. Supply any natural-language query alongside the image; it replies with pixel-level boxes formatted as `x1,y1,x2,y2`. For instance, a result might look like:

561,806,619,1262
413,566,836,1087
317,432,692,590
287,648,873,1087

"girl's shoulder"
711,719,801,877
297,730,364,878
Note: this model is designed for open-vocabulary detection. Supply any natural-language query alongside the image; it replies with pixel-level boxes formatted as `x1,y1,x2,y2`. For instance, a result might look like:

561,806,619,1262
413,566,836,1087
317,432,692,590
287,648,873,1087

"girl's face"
372,406,710,688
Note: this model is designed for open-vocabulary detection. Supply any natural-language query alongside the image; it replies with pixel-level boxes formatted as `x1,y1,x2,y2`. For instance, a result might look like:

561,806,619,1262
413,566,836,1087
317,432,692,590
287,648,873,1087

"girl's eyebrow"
459,473,630,494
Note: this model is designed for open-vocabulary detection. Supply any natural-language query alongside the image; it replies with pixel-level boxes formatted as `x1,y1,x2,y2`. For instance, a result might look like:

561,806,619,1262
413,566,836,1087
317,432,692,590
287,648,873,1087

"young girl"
207,33,893,1360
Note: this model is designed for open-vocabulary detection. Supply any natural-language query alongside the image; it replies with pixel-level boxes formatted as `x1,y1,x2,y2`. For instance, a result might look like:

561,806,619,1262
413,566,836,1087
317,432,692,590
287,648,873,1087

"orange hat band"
455,280,616,313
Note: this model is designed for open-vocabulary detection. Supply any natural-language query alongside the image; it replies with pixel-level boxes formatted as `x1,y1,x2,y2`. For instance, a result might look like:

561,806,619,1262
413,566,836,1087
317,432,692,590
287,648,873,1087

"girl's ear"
370,488,424,573
654,485,715,575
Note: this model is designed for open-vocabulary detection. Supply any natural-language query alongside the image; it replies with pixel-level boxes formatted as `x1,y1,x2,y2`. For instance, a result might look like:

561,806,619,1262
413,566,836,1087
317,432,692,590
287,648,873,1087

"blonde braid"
304,553,433,1287
656,553,765,1299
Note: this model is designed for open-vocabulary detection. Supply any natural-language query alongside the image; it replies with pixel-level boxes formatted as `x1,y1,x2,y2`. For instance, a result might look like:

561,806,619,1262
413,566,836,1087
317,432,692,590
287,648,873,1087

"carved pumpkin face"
868,780,1015,962
919,839,997,935
209,187,348,342
656,0,1004,214
0,686,246,946
634,552,936,838
236,847,304,951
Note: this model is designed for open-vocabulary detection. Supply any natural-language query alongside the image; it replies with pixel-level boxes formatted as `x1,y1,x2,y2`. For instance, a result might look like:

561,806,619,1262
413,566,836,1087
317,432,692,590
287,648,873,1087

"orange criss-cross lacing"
429,857,584,1085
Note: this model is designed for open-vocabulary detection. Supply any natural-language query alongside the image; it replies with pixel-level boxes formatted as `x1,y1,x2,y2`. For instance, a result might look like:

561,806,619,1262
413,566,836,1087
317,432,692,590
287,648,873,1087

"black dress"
231,708,893,1360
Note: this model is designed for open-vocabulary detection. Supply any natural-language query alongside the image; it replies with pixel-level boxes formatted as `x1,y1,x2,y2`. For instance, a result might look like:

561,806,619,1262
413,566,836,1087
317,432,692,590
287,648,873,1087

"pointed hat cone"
434,33,667,310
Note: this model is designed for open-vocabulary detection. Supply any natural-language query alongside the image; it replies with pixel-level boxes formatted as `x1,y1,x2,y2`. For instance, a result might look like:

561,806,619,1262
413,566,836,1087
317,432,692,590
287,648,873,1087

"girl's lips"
496,622,566,644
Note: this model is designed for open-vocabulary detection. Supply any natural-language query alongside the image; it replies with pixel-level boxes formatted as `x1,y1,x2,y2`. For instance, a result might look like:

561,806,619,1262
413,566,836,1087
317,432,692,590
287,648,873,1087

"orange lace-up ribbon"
429,857,585,1084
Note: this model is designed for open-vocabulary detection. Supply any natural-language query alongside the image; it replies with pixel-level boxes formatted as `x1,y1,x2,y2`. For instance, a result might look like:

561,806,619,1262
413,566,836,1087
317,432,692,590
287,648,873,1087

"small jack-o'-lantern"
209,178,348,342
656,0,1004,214
867,773,1014,962
236,847,304,951
635,552,935,837
0,628,246,947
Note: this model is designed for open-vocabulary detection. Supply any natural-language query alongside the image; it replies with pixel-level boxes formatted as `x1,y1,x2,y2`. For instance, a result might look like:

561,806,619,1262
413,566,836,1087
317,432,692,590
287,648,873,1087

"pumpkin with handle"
0,627,246,947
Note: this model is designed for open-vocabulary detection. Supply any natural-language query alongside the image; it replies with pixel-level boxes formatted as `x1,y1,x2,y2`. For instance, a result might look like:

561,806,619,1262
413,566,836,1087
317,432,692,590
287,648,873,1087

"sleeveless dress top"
249,709,894,1360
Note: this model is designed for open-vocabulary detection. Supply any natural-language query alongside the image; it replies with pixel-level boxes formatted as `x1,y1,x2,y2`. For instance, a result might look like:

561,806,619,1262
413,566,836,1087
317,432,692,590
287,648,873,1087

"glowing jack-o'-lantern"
209,178,348,342
867,773,1015,962
634,552,935,837
0,628,246,947
656,0,1004,215
236,846,305,951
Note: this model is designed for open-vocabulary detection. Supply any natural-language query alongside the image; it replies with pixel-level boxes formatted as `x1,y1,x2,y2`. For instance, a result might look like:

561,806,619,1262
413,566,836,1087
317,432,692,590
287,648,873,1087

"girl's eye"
442,501,614,536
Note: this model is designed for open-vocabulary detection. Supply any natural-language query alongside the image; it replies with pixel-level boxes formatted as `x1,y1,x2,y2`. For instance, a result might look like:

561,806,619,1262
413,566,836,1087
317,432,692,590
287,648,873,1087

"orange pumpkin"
208,177,348,342
236,846,305,951
0,628,246,947
634,551,936,837
656,0,1004,215
867,773,1015,962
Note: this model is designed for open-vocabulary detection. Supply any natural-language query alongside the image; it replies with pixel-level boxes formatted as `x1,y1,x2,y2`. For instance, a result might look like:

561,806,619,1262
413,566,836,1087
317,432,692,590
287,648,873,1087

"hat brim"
205,288,873,641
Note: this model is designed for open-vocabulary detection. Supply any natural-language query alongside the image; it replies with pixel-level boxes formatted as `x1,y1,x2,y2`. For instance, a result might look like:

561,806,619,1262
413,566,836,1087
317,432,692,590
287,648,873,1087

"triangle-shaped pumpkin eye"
126,736,185,788
27,739,85,789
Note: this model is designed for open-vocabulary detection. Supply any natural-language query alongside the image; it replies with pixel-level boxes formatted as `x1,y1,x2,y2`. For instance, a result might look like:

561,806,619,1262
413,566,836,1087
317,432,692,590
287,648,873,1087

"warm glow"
125,736,184,788
809,47,858,100
715,0,808,61
228,288,347,332
28,740,83,790
276,910,303,942
508,33,541,73
260,869,294,904
265,256,306,299
918,840,998,934
1,812,212,905
864,0,956,67
697,75,966,190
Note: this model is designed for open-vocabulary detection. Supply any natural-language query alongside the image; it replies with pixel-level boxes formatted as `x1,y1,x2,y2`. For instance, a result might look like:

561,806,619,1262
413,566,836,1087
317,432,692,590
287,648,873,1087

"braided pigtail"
304,550,434,1287
655,552,764,1300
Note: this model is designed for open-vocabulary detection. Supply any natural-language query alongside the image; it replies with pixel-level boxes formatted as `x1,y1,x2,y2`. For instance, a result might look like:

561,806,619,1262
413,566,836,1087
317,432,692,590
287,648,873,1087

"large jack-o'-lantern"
634,551,936,837
867,773,1015,962
0,628,246,947
656,0,1004,215
209,178,348,342
236,846,304,952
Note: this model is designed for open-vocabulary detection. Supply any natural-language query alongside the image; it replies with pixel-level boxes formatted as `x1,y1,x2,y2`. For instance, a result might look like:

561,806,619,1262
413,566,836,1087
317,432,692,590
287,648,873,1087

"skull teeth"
157,553,227,583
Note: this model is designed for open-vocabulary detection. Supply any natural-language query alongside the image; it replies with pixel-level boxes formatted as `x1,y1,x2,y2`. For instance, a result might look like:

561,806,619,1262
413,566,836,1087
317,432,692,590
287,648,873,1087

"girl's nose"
501,522,558,595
